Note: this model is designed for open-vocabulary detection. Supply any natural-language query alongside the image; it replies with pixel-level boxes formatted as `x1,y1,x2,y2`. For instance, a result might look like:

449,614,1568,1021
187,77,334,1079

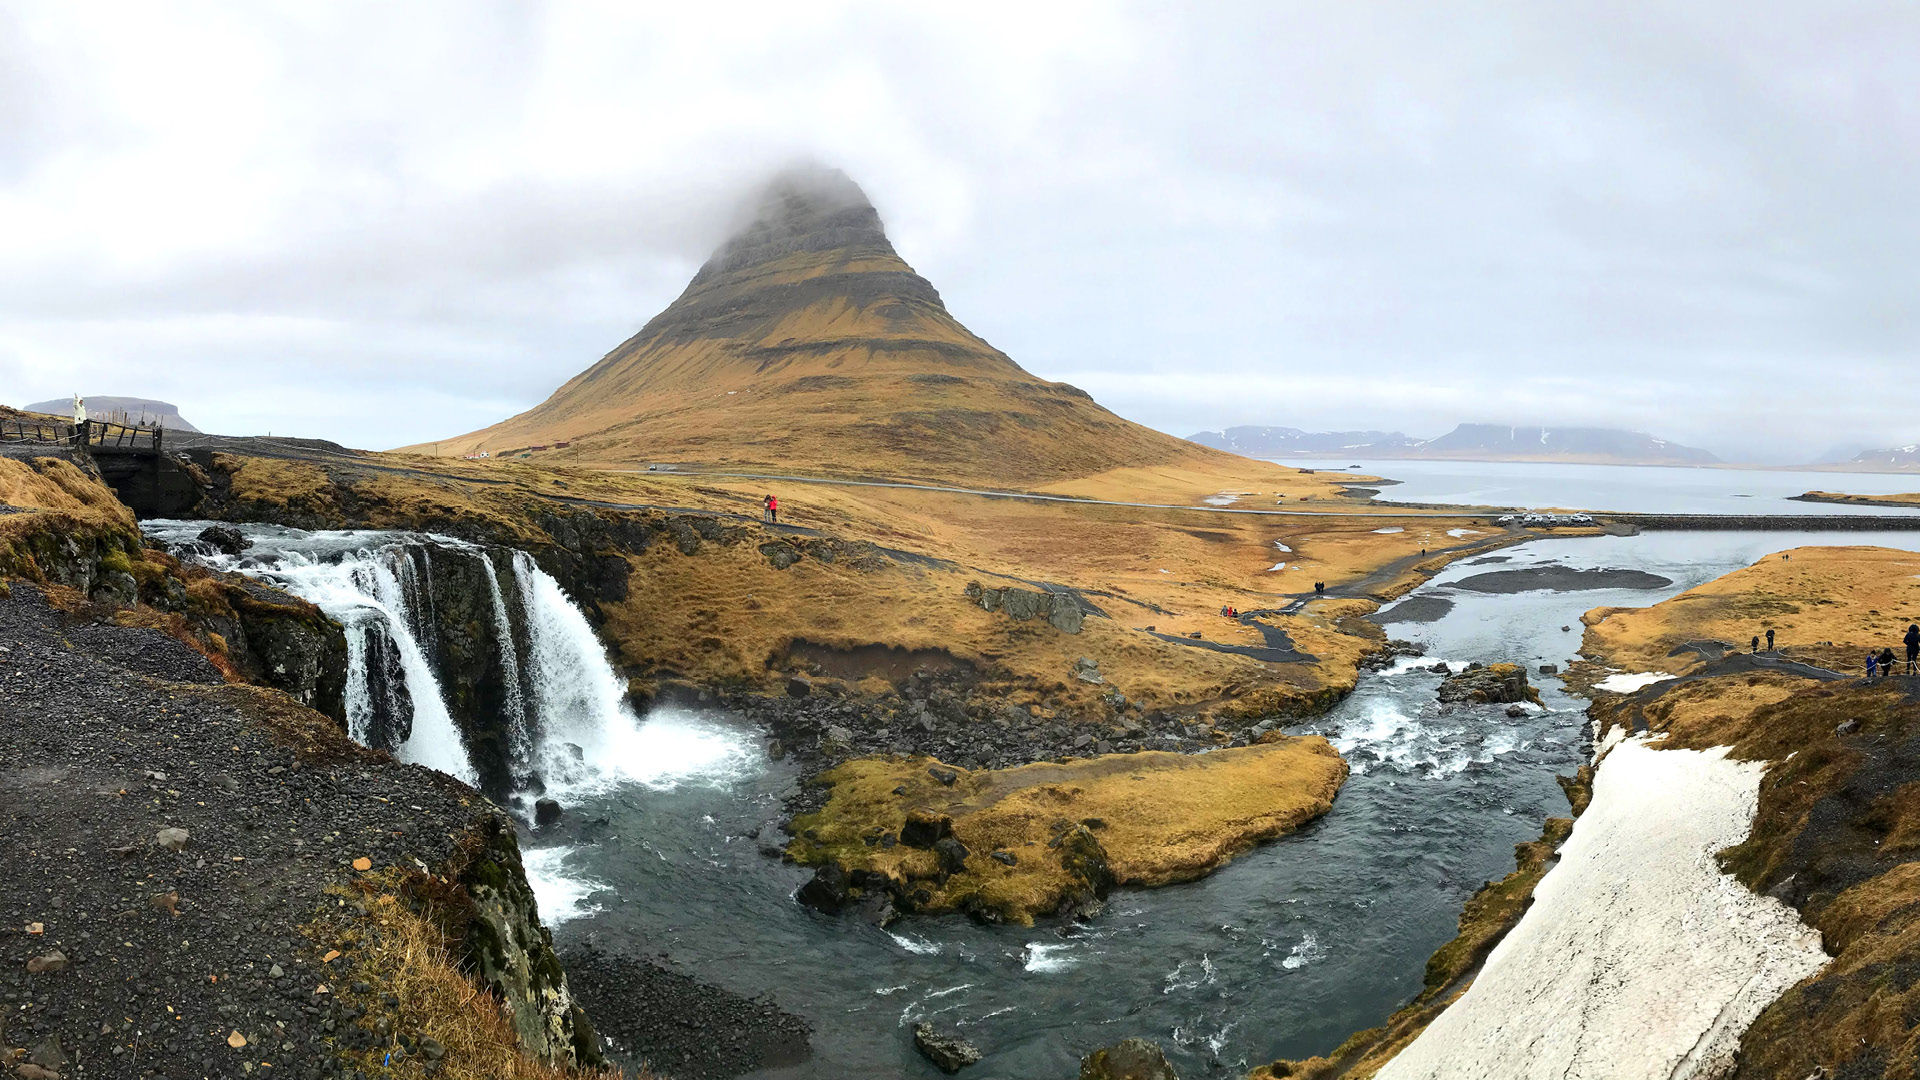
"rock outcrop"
964,580,1089,634
1080,1037,1181,1080
1437,662,1541,706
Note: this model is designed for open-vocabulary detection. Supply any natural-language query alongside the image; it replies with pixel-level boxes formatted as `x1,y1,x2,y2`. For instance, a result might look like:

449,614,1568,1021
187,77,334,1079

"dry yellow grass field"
1580,545,1920,676
787,736,1347,923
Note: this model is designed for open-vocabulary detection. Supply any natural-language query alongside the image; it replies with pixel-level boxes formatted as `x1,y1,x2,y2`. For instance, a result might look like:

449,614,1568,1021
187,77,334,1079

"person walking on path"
1766,628,1775,652
1869,652,1880,679
1751,635,1760,654
764,494,778,524
1881,647,1898,677
1905,623,1919,674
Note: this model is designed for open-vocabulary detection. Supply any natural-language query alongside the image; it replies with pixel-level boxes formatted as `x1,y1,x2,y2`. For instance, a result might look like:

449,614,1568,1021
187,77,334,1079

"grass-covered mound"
788,737,1348,925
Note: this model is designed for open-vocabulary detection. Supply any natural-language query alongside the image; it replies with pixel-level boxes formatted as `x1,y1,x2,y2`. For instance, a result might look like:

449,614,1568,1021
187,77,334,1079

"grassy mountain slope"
410,168,1234,486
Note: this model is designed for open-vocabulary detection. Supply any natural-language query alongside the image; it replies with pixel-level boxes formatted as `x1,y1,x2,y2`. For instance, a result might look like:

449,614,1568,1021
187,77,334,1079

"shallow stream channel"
152,521,1920,1078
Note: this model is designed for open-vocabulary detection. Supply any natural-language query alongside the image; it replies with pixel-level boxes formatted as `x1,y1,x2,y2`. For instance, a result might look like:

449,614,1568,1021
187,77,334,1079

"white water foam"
1281,932,1325,971
1023,942,1078,973
889,932,942,956
521,845,604,925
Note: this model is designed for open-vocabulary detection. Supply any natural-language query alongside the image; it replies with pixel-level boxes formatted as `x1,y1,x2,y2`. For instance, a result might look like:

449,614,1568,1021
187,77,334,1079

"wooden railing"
0,417,162,453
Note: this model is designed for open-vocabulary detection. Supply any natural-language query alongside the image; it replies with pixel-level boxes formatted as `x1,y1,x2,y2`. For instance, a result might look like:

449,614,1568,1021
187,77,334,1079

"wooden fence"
0,417,162,453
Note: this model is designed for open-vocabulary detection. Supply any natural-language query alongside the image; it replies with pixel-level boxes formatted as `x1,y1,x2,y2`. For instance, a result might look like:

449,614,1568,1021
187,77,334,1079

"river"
522,529,1920,1079
150,516,1920,1078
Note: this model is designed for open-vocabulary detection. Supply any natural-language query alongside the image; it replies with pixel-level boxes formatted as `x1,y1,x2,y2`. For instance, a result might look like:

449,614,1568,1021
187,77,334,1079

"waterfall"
144,519,753,805
511,550,644,795
480,551,532,770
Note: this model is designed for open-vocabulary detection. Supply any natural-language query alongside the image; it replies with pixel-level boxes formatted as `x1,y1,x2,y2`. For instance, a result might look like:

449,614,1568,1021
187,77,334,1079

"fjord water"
528,529,1920,1079
1294,457,1920,515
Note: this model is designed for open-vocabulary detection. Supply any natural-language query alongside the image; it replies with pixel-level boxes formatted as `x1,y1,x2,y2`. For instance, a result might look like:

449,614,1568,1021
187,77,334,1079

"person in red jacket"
764,494,778,524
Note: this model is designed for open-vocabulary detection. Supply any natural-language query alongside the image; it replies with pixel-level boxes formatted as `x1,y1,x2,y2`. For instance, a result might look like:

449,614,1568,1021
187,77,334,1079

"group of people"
1865,623,1920,678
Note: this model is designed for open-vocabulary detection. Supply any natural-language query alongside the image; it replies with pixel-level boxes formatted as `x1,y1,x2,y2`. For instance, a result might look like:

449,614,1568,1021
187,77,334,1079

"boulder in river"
1079,1037,1180,1079
534,798,563,827
196,524,251,556
913,1022,982,1073
1438,663,1542,707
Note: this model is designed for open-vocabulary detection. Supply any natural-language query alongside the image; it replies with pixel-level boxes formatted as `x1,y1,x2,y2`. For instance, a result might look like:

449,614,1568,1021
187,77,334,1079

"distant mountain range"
1837,445,1920,472
24,396,200,432
1188,423,1721,466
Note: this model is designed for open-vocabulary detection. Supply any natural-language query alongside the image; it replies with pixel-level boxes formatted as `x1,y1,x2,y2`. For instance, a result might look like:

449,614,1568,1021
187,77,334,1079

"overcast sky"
3,2,1914,463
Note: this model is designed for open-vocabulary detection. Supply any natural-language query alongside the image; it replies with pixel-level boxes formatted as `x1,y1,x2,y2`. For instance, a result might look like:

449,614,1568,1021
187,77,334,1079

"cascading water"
140,520,718,801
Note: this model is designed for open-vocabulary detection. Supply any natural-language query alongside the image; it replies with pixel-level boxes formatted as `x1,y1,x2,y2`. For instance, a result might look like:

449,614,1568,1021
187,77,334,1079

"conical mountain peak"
417,167,1226,485
694,166,890,282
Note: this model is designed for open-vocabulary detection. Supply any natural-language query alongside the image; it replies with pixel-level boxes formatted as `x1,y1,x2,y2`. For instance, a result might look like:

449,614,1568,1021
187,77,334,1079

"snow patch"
1596,672,1671,693
1376,738,1827,1080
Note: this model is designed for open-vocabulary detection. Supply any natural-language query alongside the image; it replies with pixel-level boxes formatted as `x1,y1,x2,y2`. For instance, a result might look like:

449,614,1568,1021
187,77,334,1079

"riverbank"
1287,544,1920,1078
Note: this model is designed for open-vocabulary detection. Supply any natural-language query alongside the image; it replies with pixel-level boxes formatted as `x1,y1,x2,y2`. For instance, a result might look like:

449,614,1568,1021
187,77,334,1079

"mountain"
1187,423,1719,466
1842,445,1920,471
24,396,200,432
416,167,1226,486
1415,424,1718,465
1188,426,1424,457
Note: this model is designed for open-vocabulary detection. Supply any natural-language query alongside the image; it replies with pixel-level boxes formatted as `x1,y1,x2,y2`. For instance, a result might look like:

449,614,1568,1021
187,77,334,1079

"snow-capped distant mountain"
1187,423,1720,465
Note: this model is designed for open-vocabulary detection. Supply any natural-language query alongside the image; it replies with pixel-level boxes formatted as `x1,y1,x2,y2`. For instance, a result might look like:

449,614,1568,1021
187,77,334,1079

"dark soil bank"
0,583,500,1078
559,945,810,1079
1451,566,1673,594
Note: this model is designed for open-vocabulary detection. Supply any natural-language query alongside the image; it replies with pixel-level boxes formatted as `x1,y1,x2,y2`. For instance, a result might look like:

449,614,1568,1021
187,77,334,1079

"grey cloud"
2,2,1914,459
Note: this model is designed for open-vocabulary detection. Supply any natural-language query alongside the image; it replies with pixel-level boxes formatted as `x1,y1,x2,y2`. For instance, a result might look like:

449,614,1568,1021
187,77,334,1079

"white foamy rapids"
1162,954,1217,993
1281,932,1326,971
1329,699,1528,777
521,845,604,926
888,932,942,956
1023,942,1078,973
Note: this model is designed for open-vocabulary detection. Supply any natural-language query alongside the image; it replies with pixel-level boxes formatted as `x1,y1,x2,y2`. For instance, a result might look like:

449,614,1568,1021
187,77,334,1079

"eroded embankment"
1262,545,1920,1080
0,453,611,1079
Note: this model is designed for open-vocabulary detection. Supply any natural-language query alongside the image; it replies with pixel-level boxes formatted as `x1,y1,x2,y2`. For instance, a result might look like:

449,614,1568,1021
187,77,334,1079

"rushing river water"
524,529,1920,1079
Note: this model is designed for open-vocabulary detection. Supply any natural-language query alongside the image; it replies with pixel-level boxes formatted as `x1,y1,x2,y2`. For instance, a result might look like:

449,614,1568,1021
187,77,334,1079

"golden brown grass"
214,447,1521,723
0,454,136,525
788,737,1347,923
1580,545,1920,676
315,887,634,1080
1797,490,1920,508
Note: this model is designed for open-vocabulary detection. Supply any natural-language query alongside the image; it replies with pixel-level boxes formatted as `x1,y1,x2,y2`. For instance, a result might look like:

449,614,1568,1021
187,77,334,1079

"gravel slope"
0,582,490,1080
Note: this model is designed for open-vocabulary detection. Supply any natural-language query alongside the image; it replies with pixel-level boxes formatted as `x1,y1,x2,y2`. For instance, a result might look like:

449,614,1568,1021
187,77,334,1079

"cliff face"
412,166,1230,485
0,453,604,1077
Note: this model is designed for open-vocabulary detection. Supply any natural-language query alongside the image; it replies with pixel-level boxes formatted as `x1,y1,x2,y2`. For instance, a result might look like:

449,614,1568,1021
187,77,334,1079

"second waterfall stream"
143,520,755,805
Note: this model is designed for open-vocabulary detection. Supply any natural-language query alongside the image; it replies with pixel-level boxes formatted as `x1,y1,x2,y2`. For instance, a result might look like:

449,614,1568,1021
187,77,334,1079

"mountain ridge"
1189,422,1720,466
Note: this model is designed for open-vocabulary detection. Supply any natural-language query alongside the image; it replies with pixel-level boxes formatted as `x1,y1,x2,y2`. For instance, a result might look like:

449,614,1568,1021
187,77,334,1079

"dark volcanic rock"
1438,662,1541,706
1080,1037,1181,1080
914,1022,983,1073
196,523,251,555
